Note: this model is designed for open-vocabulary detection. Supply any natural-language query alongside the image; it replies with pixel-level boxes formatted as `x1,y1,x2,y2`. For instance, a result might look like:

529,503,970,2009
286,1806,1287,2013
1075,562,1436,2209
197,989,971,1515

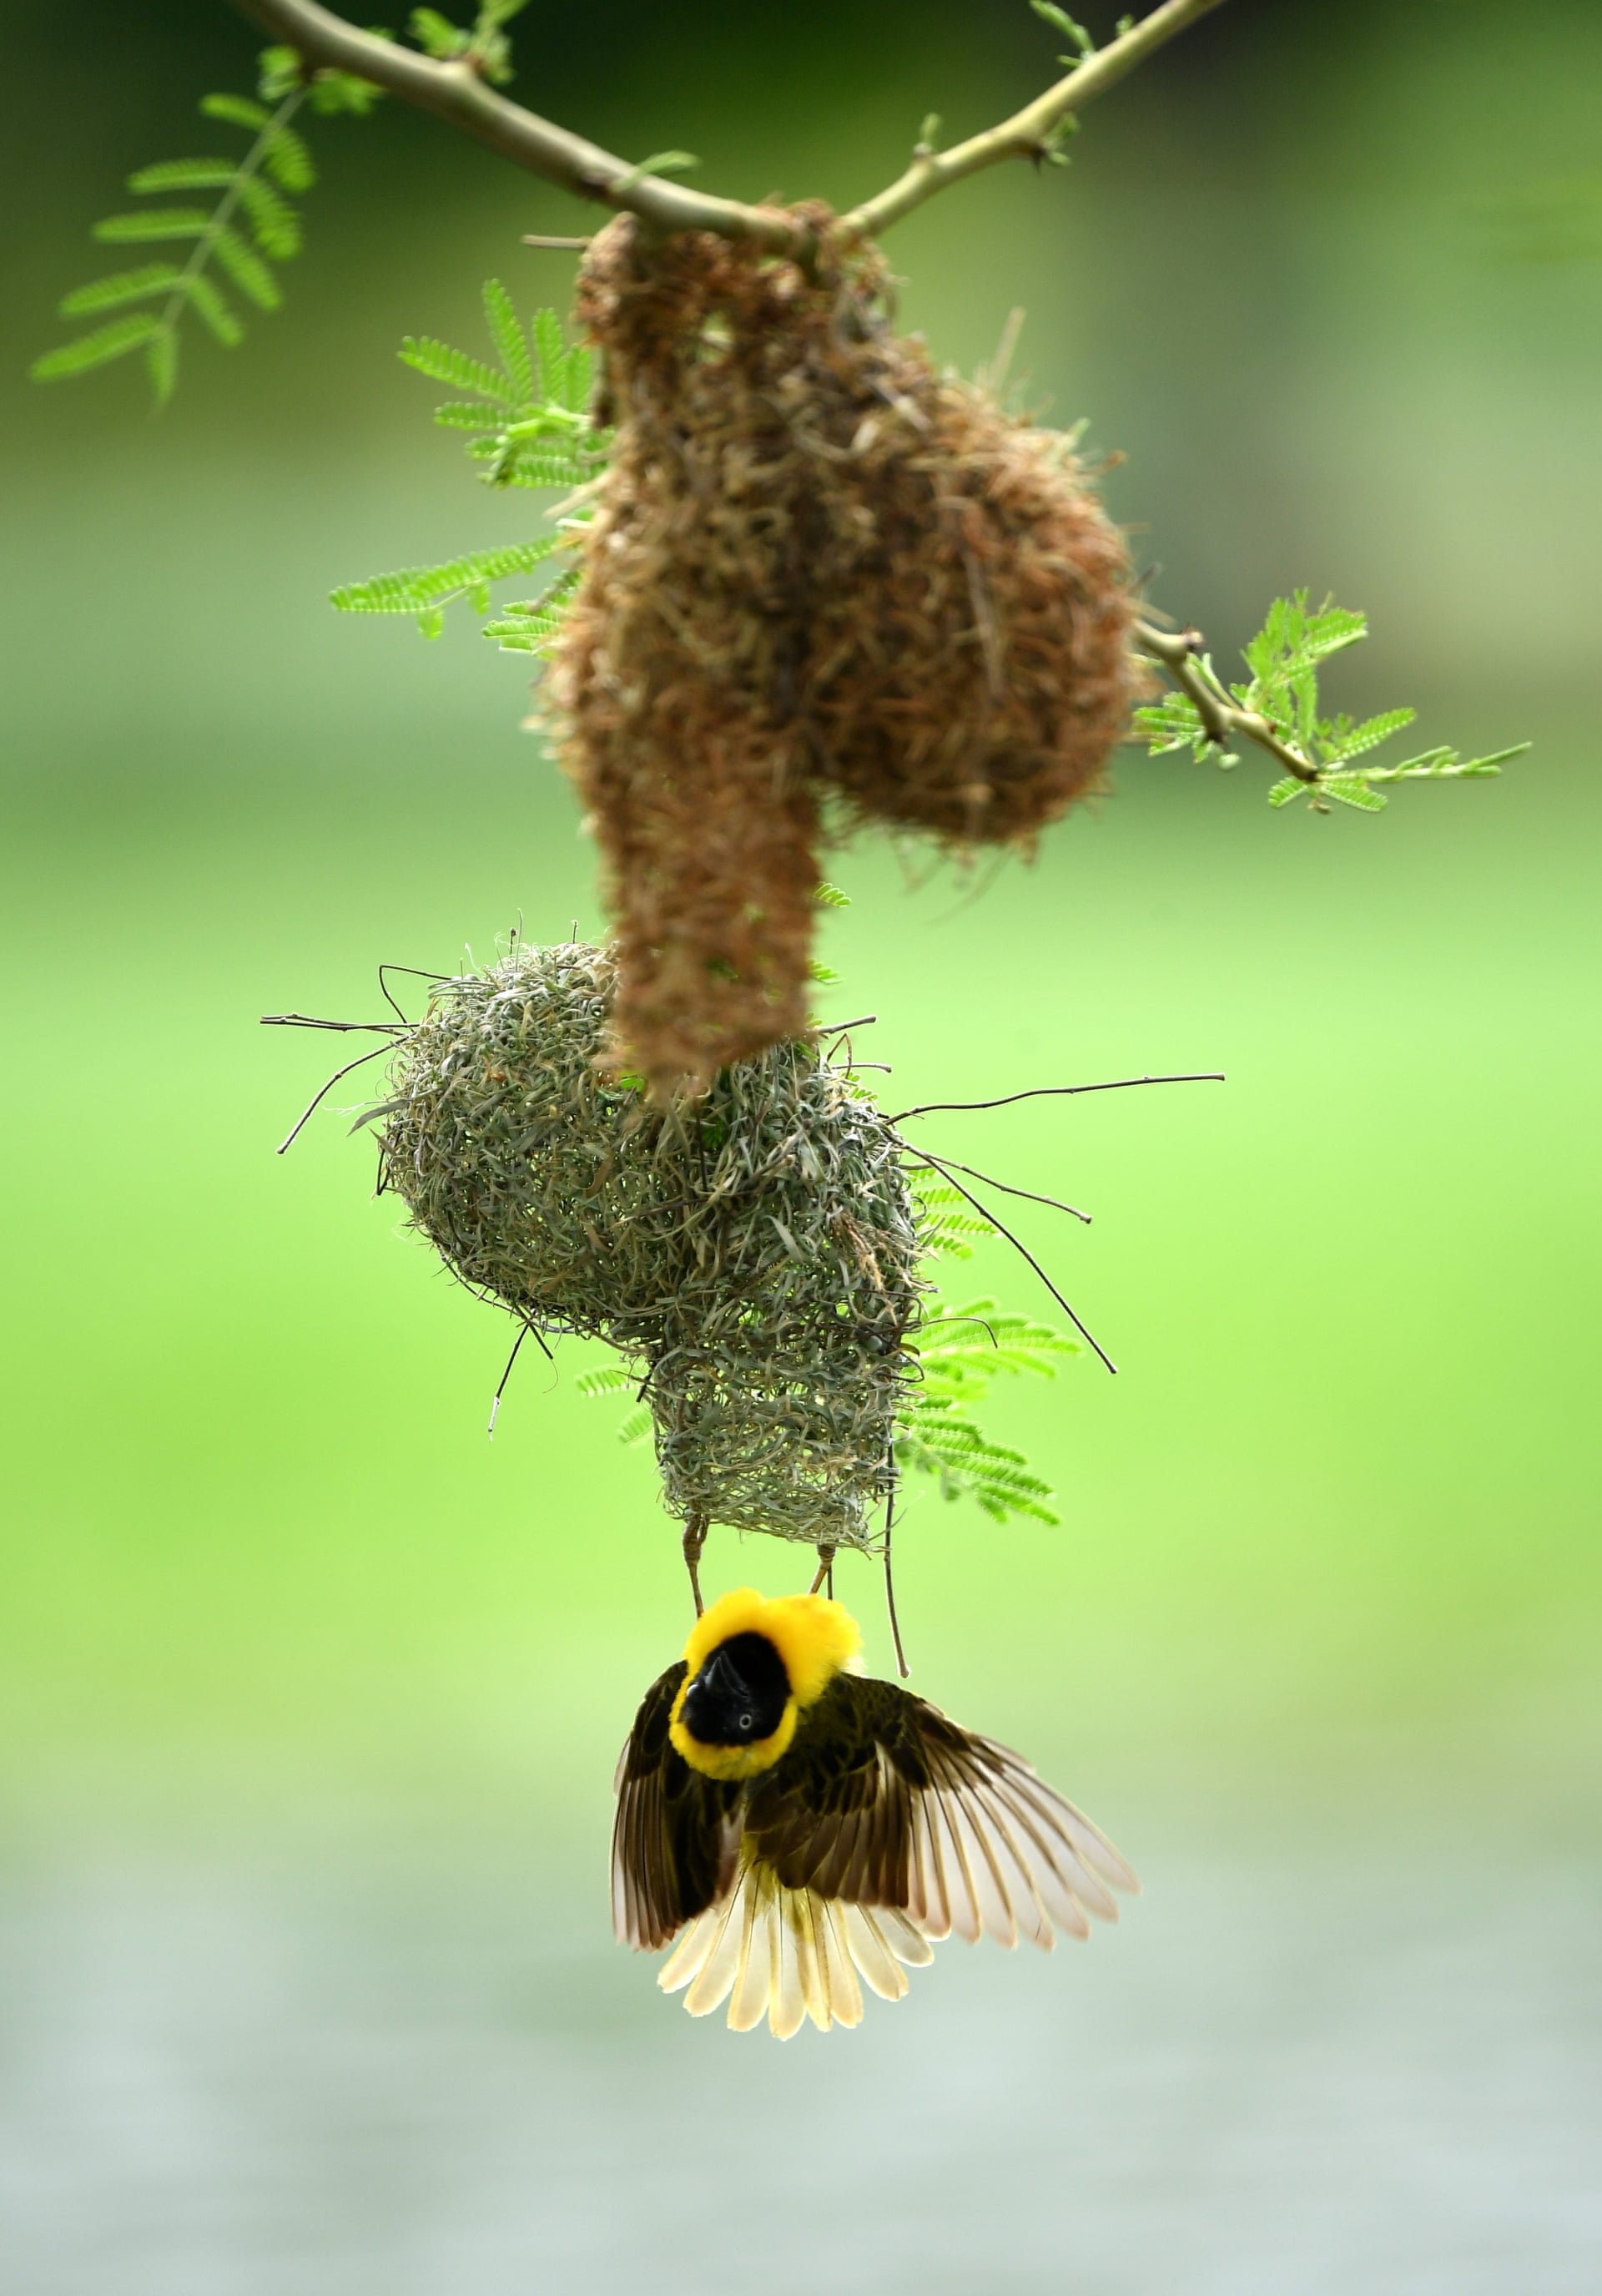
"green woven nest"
380,940,927,1551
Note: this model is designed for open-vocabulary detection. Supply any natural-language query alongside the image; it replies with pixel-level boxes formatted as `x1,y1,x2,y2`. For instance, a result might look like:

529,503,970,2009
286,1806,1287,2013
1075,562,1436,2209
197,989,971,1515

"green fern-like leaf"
1365,743,1530,784
574,1366,633,1397
235,174,303,260
258,43,390,114
1322,775,1388,813
398,336,513,401
904,1164,999,1261
330,536,564,632
889,1289,1077,1526
1239,592,1367,697
92,208,211,245
615,1405,654,1447
211,223,281,310
1131,689,1208,759
29,314,164,381
1141,588,1528,814
186,273,244,347
482,277,533,402
341,299,607,644
431,401,500,431
894,1393,1060,1526
126,159,235,194
1324,706,1416,762
57,265,183,316
33,59,361,405
199,93,270,132
410,8,465,58
147,329,179,406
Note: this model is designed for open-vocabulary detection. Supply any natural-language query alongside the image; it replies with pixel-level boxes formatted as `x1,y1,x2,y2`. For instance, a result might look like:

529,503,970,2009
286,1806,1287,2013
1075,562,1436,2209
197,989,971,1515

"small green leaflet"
335,291,610,642
330,536,565,636
30,50,363,407
406,3,532,87
1135,588,1529,813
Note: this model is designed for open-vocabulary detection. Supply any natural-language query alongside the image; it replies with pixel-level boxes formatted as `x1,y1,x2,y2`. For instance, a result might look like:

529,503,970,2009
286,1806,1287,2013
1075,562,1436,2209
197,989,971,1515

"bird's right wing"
746,1674,1137,1950
611,1662,742,1950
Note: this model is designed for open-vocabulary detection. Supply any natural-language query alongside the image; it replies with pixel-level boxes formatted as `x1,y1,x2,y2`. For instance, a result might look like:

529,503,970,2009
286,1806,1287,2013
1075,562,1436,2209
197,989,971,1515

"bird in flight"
612,1585,1136,2036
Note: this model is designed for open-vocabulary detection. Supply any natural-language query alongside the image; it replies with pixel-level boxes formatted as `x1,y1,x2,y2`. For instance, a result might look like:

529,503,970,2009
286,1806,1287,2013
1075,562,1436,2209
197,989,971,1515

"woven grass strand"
380,941,926,1551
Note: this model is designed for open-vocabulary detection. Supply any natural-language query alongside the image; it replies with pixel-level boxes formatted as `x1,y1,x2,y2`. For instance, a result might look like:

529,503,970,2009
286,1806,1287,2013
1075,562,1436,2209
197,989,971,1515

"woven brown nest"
552,209,1142,1092
378,938,926,1552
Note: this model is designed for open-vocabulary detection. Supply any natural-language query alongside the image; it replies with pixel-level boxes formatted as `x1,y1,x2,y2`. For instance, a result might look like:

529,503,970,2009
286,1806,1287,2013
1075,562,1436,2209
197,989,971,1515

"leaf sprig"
896,1294,1078,1526
330,286,608,638
1135,591,1529,813
32,55,383,406
407,1,532,88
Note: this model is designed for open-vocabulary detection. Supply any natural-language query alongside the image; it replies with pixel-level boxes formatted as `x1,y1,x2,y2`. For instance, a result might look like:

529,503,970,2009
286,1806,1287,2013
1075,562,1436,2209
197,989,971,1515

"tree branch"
1135,618,1321,784
841,0,1229,241
227,0,807,250
229,0,1226,252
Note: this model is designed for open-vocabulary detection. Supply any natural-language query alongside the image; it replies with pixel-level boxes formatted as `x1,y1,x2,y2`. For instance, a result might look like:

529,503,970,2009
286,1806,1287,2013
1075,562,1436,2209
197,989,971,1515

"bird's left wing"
612,1663,742,1950
745,1674,1138,1950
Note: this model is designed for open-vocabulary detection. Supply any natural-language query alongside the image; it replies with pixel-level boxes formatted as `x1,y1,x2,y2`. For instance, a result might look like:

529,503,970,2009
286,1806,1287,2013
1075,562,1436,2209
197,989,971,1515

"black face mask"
680,1632,791,1747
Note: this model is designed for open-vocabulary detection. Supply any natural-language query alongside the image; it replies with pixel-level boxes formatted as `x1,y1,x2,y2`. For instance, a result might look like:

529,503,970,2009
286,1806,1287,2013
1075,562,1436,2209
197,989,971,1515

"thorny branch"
226,0,1226,249
1135,618,1322,785
229,0,806,249
842,0,1230,240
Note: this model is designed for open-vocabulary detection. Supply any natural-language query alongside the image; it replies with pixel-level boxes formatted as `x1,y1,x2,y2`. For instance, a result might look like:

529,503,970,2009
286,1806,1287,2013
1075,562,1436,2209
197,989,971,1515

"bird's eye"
738,1711,754,1734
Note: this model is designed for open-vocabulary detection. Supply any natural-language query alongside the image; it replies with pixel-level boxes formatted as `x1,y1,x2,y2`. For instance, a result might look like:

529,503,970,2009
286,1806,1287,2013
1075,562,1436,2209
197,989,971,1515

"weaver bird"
612,1586,1136,2037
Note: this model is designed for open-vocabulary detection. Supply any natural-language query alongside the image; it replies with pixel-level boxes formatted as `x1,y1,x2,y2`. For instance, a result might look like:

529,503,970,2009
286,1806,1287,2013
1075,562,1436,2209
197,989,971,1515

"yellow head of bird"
668,1587,861,1781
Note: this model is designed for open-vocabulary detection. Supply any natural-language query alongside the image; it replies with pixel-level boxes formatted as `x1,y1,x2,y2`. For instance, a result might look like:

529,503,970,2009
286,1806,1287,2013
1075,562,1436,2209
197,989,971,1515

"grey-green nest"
379,939,926,1552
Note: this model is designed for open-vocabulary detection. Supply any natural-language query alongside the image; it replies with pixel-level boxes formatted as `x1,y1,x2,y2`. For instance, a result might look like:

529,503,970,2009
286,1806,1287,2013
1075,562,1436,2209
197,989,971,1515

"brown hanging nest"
552,206,1143,1094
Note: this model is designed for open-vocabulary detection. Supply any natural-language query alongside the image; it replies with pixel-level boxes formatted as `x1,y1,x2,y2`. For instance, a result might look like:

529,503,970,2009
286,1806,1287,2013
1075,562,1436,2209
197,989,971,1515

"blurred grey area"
3,1835,1599,2295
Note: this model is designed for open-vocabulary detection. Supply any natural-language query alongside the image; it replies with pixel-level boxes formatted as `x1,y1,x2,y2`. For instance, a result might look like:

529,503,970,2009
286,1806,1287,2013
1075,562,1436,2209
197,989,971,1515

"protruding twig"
275,1041,395,1154
521,233,592,250
882,1467,909,1680
889,1072,1224,1123
260,1012,409,1034
228,0,810,251
1136,618,1320,783
809,1542,837,1597
377,961,448,1022
923,1161,1117,1374
683,1513,708,1617
844,0,1228,240
486,1316,552,1436
906,1144,1091,1225
227,0,1223,250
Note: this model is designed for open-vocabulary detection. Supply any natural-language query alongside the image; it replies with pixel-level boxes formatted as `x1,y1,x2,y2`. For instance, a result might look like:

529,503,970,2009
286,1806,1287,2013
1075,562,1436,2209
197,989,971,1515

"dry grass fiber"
379,939,925,1550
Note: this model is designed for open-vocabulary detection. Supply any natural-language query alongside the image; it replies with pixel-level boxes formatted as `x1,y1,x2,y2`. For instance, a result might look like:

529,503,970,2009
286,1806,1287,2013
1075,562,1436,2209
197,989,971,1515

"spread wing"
611,1662,743,1951
744,1674,1138,1950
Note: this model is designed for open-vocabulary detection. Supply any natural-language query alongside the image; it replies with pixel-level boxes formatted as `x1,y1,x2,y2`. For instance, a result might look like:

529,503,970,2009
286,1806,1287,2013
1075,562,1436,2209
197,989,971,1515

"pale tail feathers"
657,1854,929,2036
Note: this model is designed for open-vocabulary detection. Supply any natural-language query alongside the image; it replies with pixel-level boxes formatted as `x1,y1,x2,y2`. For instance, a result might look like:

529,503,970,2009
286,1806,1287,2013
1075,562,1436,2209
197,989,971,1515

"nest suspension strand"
379,940,927,1557
553,209,1144,1092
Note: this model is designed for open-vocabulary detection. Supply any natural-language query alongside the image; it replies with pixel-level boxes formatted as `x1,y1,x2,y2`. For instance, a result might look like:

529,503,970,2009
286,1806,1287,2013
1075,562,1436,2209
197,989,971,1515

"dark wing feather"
611,1663,742,1950
744,1675,1137,1950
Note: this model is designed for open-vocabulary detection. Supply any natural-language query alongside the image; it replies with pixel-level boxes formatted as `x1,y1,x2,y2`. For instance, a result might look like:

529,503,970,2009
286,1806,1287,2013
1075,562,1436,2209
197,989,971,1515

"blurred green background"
2,3,1599,2285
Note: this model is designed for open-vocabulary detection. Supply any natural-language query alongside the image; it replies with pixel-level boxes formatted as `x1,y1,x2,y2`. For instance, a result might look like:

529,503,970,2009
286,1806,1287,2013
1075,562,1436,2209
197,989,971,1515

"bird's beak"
693,1647,746,1702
